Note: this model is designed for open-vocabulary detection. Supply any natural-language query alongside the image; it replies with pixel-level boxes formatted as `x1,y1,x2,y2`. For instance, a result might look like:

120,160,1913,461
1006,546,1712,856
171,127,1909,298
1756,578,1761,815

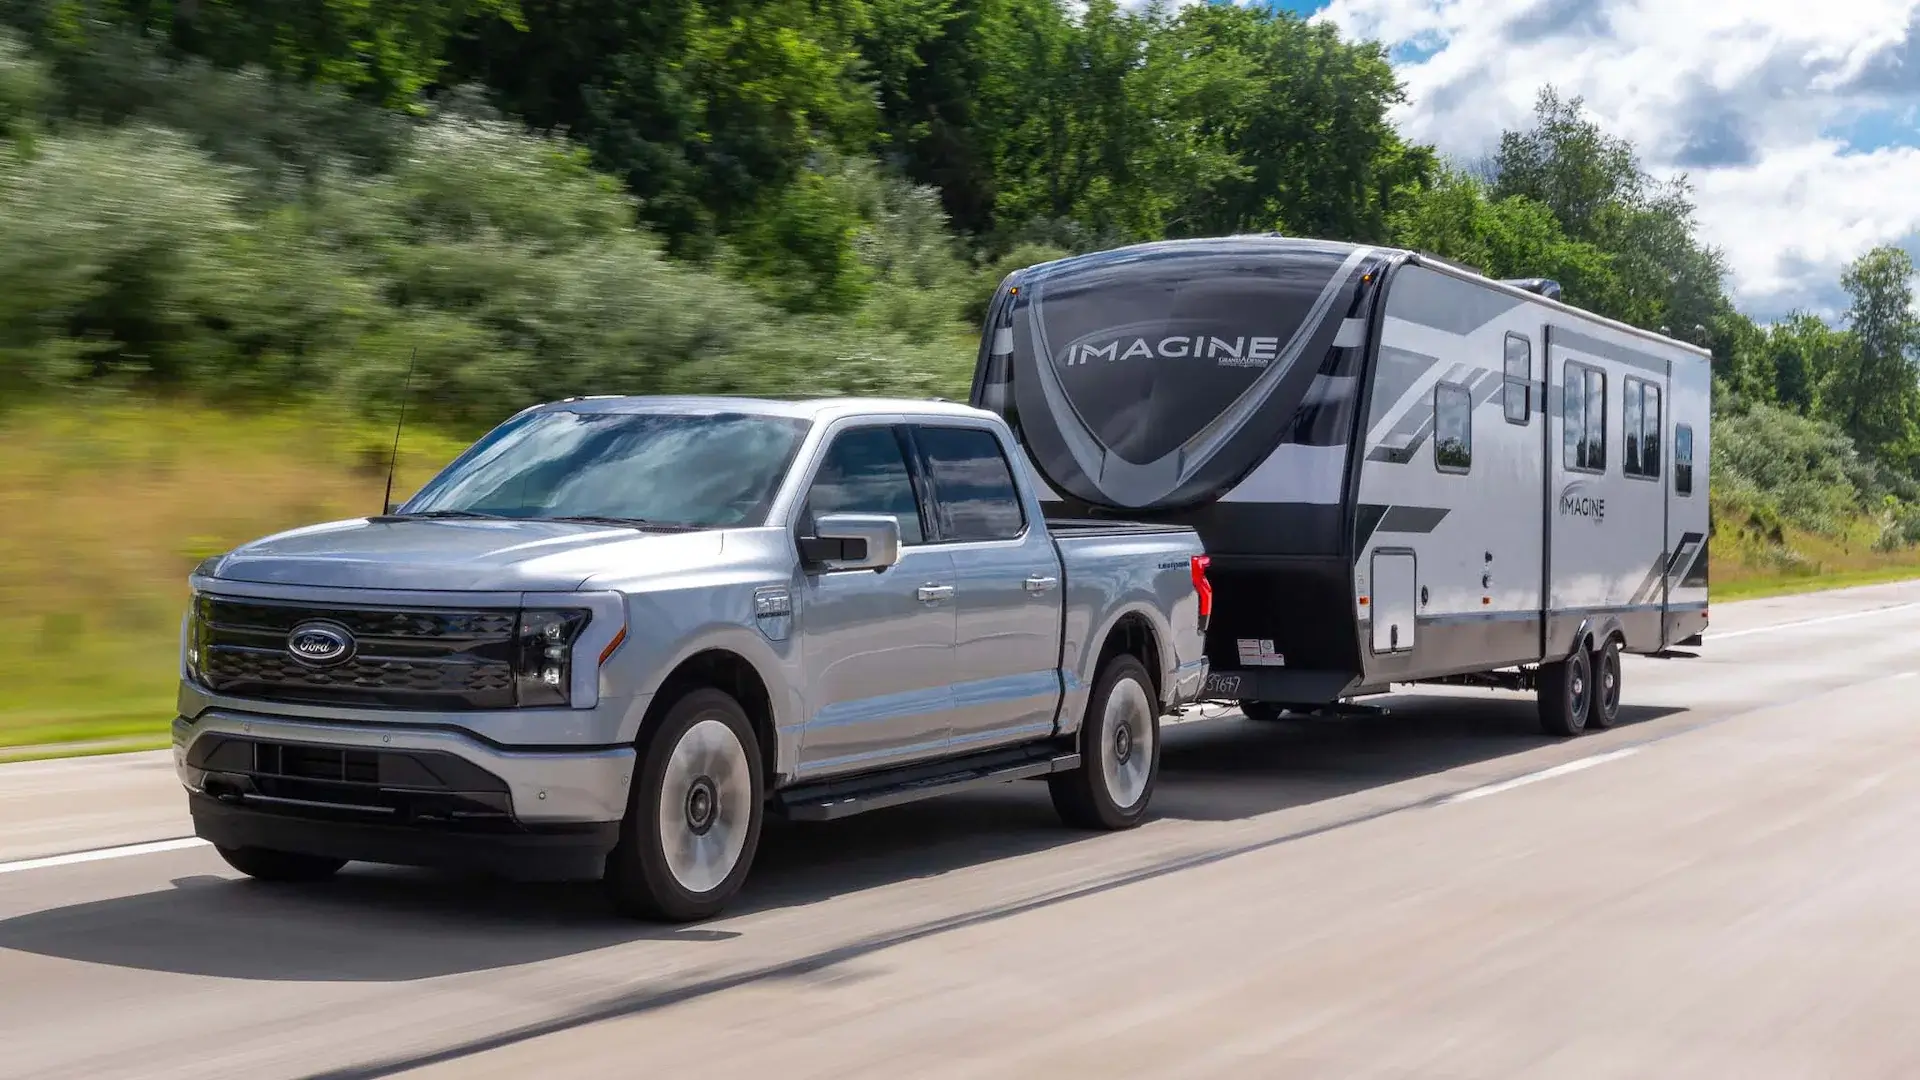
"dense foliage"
2,0,1918,552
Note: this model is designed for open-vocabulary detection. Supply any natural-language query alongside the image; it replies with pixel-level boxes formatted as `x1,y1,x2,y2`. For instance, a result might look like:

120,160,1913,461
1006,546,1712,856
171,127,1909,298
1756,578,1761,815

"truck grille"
194,596,520,710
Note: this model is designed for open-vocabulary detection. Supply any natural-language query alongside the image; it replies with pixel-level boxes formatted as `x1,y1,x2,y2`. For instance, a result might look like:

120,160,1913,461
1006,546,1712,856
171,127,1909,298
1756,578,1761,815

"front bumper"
173,711,634,881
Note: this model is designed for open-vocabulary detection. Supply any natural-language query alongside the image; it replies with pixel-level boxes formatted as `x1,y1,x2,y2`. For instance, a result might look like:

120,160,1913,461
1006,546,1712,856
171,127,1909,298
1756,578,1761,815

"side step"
773,743,1081,822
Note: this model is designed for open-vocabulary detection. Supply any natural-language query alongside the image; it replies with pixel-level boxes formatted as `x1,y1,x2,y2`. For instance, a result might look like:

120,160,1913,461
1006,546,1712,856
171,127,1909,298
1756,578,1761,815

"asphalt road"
4,582,1920,1079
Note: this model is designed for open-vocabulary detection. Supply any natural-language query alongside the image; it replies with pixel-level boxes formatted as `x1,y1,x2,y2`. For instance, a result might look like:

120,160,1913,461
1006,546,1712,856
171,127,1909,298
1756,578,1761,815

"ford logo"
286,621,355,668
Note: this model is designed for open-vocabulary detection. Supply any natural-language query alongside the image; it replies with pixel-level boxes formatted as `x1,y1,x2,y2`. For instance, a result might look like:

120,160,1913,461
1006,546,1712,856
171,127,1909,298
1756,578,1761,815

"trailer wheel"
1051,653,1160,830
215,846,347,882
1586,638,1623,730
1536,646,1592,737
1239,701,1288,723
604,687,764,922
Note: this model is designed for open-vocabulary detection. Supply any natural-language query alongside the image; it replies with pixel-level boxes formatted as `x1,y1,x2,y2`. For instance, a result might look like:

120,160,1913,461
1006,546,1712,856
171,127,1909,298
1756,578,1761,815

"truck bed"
1042,516,1199,539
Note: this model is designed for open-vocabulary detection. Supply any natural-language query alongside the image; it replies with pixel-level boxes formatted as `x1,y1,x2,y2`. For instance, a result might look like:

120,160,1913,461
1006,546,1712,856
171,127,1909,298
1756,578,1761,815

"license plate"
1203,672,1243,698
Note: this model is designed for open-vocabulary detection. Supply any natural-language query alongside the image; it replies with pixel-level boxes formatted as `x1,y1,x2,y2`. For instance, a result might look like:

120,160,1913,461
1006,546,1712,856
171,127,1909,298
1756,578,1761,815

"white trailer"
970,235,1711,735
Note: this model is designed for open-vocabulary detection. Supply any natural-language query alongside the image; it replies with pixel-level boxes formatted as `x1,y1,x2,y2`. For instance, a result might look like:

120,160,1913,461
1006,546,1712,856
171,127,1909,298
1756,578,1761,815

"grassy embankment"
4,399,1917,753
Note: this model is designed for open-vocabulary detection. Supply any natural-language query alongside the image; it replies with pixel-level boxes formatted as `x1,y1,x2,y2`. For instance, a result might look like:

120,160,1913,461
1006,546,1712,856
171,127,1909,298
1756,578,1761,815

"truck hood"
203,517,730,593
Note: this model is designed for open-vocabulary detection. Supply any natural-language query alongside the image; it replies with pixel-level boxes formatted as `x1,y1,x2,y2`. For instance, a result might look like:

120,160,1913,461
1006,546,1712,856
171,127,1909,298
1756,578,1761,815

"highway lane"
2,581,1919,1078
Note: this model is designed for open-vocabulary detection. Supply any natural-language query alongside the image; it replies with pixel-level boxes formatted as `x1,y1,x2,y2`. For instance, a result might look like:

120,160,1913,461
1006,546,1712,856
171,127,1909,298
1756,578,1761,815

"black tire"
604,687,765,922
215,845,347,882
1537,645,1593,737
1587,637,1623,730
1050,653,1161,831
1239,701,1289,723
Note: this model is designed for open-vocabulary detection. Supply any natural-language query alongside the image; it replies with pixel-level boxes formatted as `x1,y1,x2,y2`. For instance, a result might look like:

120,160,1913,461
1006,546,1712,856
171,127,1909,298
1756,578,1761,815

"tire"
1050,653,1161,831
1587,637,1623,730
215,845,347,883
1536,645,1593,737
1239,701,1288,723
604,687,765,922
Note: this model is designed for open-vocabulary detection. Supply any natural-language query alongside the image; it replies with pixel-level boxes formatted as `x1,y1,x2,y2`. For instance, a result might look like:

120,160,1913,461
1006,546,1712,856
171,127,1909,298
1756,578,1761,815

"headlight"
513,608,591,707
183,592,209,682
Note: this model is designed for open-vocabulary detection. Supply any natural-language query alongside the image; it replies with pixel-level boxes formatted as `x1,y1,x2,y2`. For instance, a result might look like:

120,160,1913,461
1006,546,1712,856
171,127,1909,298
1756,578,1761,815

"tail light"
1190,555,1212,632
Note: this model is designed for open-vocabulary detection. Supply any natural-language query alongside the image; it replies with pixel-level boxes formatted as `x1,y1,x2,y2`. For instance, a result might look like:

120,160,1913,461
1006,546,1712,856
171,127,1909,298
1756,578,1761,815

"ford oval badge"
287,621,356,668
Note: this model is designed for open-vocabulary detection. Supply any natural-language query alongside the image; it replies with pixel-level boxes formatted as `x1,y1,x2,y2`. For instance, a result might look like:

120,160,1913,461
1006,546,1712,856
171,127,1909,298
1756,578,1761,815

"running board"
773,744,1081,822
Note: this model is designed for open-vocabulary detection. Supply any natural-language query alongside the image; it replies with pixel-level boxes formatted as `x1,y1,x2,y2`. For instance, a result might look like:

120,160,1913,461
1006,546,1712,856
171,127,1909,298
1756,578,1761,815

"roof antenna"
381,346,418,516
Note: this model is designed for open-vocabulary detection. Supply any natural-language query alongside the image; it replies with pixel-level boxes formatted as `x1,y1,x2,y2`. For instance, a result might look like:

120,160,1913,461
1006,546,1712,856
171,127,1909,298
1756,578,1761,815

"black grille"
196,596,521,710
189,735,517,828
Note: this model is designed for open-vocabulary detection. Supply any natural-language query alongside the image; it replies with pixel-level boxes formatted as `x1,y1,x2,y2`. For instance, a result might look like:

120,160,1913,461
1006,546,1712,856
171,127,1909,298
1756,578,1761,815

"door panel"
914,424,1064,752
1371,549,1417,653
795,424,956,778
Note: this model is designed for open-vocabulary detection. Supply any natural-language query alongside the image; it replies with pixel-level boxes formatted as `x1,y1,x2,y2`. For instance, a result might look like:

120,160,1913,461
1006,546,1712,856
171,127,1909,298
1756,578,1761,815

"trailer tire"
215,845,347,883
1051,654,1160,831
1239,701,1288,723
604,687,764,922
1536,646,1592,737
1586,637,1623,730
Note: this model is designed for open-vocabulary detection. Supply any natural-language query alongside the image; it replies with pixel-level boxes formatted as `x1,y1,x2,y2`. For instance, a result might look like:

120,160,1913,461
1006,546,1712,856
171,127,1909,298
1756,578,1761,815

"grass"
2,396,1918,755
1707,492,1920,600
0,395,471,749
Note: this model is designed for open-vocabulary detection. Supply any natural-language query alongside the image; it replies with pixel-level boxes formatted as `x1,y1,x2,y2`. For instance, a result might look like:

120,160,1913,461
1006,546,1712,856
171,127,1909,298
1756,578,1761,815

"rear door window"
913,425,1027,542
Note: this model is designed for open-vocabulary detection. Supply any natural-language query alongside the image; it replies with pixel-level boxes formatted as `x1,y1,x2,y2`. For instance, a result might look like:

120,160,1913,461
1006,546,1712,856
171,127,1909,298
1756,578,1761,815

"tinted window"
1564,361,1607,472
1503,334,1532,425
1434,382,1472,473
1625,378,1662,479
804,427,925,545
1675,423,1694,496
915,425,1026,541
402,409,810,528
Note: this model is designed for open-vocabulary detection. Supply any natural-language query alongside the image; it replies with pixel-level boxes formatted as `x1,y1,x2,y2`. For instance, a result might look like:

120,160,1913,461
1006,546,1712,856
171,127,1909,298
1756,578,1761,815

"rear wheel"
1051,653,1161,830
1587,638,1623,730
215,845,347,883
604,687,765,922
1536,645,1592,737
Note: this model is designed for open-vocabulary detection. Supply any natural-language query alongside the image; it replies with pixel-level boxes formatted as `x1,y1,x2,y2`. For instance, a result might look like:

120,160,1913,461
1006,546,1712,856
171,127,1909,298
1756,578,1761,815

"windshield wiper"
546,515,699,532
370,509,511,522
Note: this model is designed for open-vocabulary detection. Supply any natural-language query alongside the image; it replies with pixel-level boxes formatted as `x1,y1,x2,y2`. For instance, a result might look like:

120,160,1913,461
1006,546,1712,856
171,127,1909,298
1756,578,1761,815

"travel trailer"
970,235,1711,736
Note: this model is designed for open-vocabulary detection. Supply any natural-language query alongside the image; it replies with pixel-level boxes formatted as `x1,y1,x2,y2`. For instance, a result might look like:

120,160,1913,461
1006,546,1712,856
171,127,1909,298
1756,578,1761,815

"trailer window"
1624,378,1661,479
914,424,1027,542
1675,423,1694,496
1563,361,1606,473
1434,382,1472,474
1503,334,1532,425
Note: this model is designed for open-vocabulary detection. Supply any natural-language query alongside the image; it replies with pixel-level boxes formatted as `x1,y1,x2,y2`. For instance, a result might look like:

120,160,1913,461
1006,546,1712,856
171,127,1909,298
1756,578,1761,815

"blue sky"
1191,0,1920,322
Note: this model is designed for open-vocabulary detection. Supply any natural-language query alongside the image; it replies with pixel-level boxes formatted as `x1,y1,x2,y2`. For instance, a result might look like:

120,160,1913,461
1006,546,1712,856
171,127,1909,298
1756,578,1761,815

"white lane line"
0,837,208,876
1709,602,1920,641
1441,746,1642,805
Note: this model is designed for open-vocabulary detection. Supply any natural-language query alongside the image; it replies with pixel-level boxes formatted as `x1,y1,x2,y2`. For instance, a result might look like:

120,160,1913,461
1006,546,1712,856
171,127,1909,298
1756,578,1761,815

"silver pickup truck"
175,396,1211,919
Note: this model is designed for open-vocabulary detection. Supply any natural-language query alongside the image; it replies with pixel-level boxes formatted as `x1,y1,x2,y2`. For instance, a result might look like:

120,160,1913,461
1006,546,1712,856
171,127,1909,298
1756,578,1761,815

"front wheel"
1050,653,1161,830
604,687,765,922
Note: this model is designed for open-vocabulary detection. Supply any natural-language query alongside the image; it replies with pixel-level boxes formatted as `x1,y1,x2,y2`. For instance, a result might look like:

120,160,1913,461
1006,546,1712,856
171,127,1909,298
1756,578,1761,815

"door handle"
1024,575,1058,593
917,584,954,603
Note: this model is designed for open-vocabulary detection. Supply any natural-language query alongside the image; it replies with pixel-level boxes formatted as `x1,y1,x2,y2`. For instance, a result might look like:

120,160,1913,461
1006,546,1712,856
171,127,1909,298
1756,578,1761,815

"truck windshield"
399,409,812,528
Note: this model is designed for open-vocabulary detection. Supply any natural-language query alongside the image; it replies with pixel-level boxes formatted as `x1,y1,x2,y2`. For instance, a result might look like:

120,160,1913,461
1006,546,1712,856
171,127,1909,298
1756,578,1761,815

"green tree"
1822,245,1920,464
1765,312,1852,415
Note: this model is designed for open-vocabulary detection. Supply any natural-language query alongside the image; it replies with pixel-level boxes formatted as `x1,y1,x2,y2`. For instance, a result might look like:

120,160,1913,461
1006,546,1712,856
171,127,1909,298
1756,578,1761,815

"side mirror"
800,513,901,572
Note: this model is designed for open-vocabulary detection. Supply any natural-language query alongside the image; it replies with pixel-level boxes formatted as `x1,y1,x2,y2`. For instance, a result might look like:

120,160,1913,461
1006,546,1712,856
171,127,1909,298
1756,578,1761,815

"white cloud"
1316,0,1920,321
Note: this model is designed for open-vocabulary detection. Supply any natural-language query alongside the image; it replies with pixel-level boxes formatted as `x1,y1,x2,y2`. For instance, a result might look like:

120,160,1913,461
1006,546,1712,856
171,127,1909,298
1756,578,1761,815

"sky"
1236,0,1920,324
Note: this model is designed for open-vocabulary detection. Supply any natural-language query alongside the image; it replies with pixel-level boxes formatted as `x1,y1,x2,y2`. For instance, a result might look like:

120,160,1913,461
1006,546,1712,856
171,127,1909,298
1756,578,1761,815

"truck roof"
522,394,997,423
